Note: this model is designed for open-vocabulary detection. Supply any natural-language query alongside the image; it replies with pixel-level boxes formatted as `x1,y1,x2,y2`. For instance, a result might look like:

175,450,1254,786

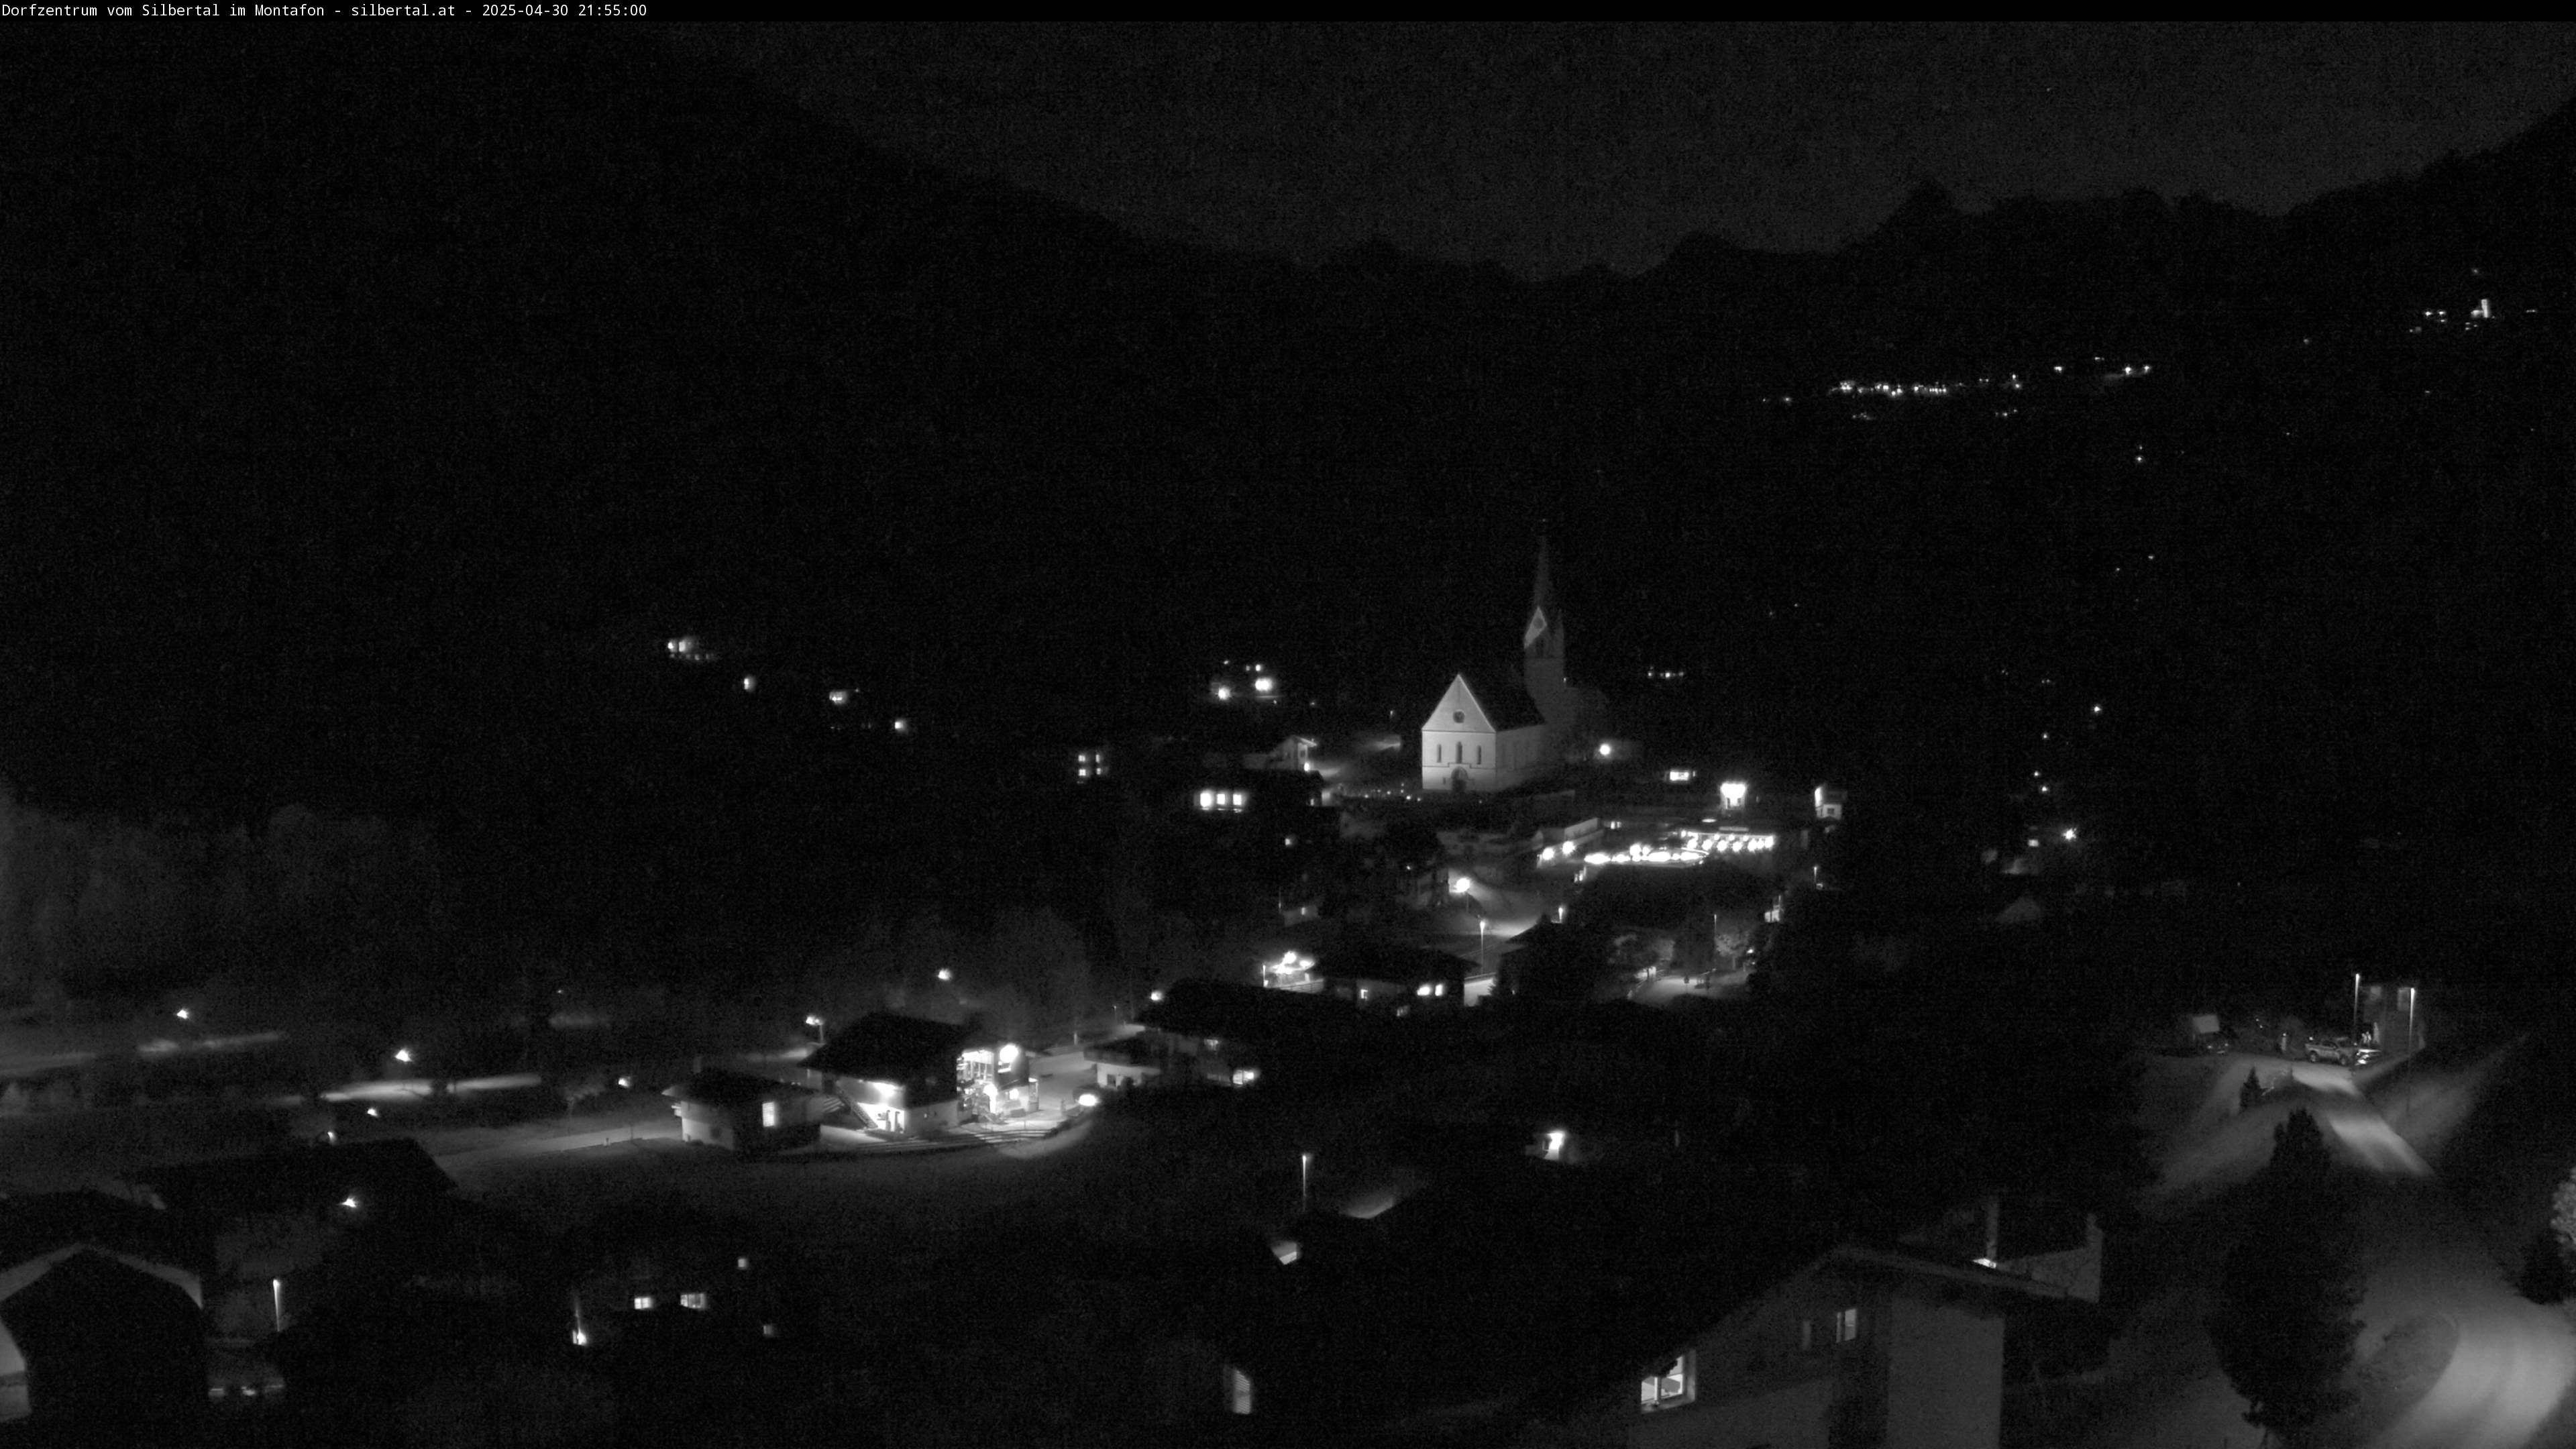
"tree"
2551,1162,2576,1264
2208,1110,2362,1444
2239,1068,2265,1114
2516,1226,2573,1305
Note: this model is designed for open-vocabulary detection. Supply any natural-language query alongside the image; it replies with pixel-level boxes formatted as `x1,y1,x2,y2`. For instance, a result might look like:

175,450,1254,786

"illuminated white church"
1420,541,1608,793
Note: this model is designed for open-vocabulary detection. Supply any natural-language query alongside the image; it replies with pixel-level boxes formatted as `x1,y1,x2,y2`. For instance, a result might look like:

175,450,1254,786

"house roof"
129,1138,452,1220
1136,979,1363,1044
663,1067,820,1110
803,1012,979,1082
0,1190,201,1276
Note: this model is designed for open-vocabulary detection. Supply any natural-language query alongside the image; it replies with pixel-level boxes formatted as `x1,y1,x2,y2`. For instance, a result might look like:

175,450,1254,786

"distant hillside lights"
664,634,718,664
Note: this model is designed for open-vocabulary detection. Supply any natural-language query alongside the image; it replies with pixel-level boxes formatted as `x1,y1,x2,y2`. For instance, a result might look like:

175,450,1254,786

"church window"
1453,711,1465,724
1476,746,1483,765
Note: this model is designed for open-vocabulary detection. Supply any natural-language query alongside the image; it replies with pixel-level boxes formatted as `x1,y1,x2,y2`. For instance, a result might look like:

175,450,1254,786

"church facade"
1420,541,1608,794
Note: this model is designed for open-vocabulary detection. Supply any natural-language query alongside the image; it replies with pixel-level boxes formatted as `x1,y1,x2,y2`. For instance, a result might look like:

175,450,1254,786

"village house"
800,1012,1031,1138
561,1208,809,1351
1608,1240,2076,1449
127,1137,453,1347
1133,979,1365,1089
0,1189,207,1434
664,1067,837,1155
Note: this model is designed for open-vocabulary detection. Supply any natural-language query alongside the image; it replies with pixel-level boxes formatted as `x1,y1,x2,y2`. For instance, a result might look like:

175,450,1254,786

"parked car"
2304,1034,2379,1067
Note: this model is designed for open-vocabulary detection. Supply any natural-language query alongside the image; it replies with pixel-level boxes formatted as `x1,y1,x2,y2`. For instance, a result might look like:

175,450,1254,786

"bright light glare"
2061,827,2078,842
1077,1090,1100,1108
392,1046,413,1064
341,1195,360,1210
1252,676,1276,694
174,1008,191,1020
936,968,953,982
804,1014,824,1027
1449,875,1472,895
1148,989,1165,1003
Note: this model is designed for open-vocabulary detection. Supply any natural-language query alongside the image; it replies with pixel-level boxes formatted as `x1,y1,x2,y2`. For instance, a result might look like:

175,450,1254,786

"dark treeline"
3,31,2569,946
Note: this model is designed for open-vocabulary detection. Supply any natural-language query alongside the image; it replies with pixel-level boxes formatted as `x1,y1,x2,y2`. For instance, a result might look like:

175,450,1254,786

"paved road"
2088,1046,2576,1449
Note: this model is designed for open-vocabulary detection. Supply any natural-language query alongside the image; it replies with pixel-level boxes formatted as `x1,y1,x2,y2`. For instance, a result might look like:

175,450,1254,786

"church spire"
1523,535,1561,660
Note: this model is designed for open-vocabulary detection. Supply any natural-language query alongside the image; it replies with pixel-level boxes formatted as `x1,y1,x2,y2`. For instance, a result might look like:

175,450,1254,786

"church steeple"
1523,535,1562,663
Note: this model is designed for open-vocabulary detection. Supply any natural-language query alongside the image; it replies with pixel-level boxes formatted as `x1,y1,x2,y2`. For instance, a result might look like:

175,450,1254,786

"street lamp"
1299,1151,1312,1215
2351,971,2363,1044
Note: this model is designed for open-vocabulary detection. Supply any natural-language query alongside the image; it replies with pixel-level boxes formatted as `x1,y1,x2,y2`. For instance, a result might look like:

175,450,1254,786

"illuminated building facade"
1419,539,1610,793
1420,672,1550,793
800,1013,1026,1138
1623,1245,2071,1449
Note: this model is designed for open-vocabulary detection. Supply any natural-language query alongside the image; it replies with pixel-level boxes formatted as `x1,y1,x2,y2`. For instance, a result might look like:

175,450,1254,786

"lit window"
1639,1352,1694,1412
761,1322,779,1339
737,1256,751,1272
681,1292,708,1311
761,1100,780,1129
1836,1306,1860,1343
1226,1365,1255,1415
633,1295,655,1311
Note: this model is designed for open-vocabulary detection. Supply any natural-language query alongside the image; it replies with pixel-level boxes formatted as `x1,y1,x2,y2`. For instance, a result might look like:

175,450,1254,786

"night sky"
684,21,2576,276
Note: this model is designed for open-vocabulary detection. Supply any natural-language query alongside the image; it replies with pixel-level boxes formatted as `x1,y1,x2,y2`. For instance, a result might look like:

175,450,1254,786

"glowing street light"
1299,1151,1313,1214
2352,971,2363,1044
936,968,954,983
174,1008,191,1021
1449,874,1473,896
392,1046,413,1065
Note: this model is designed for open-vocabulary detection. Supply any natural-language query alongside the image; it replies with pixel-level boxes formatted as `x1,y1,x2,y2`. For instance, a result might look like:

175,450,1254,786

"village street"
2080,1043,2576,1449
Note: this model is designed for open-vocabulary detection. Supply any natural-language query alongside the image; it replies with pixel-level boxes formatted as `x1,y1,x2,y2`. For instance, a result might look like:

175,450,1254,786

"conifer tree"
2517,1226,2573,1305
2208,1110,2361,1442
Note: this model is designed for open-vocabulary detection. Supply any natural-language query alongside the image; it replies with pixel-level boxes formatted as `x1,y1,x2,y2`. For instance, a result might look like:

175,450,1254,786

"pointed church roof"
1425,672,1545,733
